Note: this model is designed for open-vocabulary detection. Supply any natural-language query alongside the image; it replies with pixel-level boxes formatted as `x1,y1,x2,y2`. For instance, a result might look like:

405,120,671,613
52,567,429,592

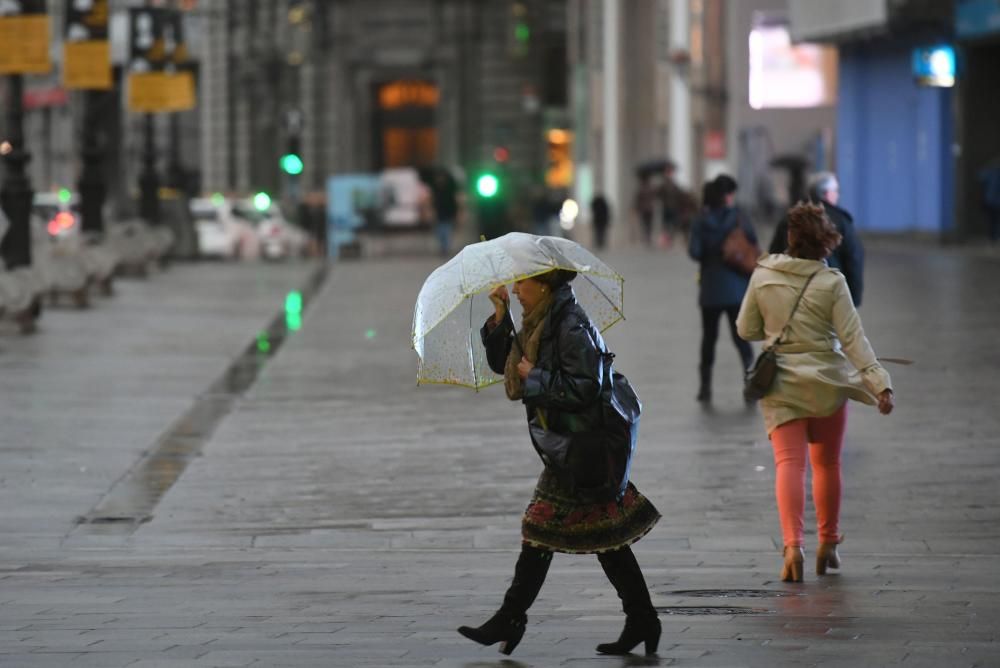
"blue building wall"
837,42,954,233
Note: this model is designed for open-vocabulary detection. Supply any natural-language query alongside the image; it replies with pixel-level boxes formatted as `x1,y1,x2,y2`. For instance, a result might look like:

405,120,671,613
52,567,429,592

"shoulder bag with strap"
743,268,823,401
527,320,641,502
721,210,761,276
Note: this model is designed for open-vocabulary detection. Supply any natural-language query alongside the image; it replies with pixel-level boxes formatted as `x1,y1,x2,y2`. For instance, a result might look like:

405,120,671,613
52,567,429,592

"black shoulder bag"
527,323,641,501
743,269,822,401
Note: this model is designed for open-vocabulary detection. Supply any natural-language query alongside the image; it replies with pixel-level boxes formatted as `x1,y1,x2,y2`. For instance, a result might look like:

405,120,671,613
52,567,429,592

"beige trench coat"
736,254,892,434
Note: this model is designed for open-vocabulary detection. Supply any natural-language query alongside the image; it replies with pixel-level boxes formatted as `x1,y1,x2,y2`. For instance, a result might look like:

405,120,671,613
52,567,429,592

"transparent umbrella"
412,232,624,389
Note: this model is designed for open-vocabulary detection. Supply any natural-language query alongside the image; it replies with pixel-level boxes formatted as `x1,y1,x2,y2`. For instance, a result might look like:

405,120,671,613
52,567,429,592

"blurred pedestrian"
458,270,661,657
633,175,656,246
978,158,1000,243
770,172,864,306
737,202,895,582
688,174,757,403
590,193,611,250
298,191,328,257
659,161,696,247
531,187,559,237
429,166,460,256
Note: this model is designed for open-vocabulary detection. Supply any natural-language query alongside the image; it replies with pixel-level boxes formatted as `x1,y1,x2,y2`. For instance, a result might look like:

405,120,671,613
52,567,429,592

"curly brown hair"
787,201,842,260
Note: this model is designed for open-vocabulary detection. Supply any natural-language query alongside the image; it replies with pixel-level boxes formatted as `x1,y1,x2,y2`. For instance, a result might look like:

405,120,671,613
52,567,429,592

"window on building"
748,21,837,109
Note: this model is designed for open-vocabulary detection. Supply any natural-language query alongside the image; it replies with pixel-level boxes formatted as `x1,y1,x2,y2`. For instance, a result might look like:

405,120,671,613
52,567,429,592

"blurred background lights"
256,332,270,353
253,191,272,211
559,198,579,231
285,290,303,315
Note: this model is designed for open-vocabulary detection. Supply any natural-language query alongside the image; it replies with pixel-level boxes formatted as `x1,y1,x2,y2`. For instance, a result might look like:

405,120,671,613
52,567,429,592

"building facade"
788,0,961,238
196,0,568,235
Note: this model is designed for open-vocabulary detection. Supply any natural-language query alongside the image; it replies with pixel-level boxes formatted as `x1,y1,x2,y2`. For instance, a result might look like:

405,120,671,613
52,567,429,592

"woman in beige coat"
737,202,895,582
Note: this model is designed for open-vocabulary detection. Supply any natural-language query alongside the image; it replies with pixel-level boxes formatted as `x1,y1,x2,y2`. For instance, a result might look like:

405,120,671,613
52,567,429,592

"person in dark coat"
688,174,757,403
979,159,1000,242
659,162,697,246
769,172,865,306
458,269,661,657
633,175,657,245
428,166,460,256
590,193,611,249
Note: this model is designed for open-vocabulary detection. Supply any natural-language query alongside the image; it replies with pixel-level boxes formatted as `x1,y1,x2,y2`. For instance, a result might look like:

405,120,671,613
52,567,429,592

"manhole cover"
656,606,770,616
670,589,800,599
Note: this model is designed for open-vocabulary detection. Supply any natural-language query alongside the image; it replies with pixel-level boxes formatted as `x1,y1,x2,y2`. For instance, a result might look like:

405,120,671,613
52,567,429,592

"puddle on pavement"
656,605,772,616
670,589,803,599
72,265,328,535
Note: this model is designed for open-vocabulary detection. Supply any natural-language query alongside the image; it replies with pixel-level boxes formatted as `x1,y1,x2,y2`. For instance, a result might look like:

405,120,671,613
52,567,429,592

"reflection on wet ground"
69,265,328,536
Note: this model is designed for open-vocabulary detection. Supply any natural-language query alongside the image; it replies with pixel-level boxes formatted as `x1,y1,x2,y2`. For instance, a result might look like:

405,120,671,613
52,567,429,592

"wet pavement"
0,245,998,667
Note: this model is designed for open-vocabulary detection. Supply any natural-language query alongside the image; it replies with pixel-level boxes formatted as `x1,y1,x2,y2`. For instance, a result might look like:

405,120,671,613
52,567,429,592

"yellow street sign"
128,71,197,113
63,41,112,90
0,15,51,75
128,72,172,113
169,71,196,111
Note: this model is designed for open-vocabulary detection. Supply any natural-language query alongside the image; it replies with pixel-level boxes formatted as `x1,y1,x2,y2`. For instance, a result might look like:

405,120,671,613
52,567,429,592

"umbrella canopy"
636,158,675,179
412,232,624,389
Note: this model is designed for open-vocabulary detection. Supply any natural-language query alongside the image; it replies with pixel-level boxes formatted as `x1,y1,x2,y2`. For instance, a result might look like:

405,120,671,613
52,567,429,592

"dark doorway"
958,42,1000,239
372,80,439,170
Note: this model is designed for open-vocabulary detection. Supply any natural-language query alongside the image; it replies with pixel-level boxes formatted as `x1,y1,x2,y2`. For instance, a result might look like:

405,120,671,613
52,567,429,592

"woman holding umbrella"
457,268,662,656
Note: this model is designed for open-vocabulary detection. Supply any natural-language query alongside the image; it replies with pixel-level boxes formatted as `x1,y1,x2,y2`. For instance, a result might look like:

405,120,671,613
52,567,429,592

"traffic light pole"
0,74,34,269
139,112,160,224
78,89,107,235
167,111,184,190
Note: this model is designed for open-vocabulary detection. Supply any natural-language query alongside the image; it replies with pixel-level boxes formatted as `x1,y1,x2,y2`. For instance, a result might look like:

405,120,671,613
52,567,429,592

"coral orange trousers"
770,403,847,547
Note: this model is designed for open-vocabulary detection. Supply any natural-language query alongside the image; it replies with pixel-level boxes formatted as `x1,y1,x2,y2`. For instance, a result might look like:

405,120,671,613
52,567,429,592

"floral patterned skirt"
522,468,661,554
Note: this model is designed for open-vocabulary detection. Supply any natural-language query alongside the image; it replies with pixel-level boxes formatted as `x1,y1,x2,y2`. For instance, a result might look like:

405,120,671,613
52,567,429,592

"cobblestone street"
1,246,998,667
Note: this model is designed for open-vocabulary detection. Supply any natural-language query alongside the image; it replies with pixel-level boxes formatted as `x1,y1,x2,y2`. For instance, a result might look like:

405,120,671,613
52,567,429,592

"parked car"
231,199,308,261
190,197,256,260
32,191,80,239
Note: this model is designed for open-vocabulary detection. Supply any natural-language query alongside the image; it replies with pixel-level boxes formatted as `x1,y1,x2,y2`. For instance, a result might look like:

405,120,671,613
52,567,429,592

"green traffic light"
253,191,272,211
280,153,304,175
58,188,72,204
476,174,500,198
515,22,530,42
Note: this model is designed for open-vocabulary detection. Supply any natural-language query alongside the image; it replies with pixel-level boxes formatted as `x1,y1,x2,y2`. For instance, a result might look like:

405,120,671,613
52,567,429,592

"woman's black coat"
480,283,608,437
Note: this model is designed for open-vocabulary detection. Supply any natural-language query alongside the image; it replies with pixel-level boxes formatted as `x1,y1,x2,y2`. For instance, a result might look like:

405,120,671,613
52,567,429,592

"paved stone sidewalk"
1,248,997,667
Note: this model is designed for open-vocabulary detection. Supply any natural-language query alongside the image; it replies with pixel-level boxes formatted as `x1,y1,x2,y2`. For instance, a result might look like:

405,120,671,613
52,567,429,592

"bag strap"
721,208,741,236
771,268,823,349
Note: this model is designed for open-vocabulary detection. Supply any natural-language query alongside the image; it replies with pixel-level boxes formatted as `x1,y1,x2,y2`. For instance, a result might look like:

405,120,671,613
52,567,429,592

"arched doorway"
373,80,439,170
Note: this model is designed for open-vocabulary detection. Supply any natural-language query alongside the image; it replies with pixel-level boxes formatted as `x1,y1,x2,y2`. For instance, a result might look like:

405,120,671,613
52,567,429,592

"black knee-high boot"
458,544,552,655
596,546,661,655
697,363,712,402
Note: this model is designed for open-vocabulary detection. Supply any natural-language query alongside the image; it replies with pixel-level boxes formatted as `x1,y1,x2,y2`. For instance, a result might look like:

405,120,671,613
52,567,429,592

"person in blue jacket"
688,174,757,403
769,172,865,306
979,160,1000,242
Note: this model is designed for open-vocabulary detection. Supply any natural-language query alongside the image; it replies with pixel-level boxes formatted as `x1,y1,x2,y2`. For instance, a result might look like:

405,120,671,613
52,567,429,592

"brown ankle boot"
816,541,842,575
780,546,804,582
